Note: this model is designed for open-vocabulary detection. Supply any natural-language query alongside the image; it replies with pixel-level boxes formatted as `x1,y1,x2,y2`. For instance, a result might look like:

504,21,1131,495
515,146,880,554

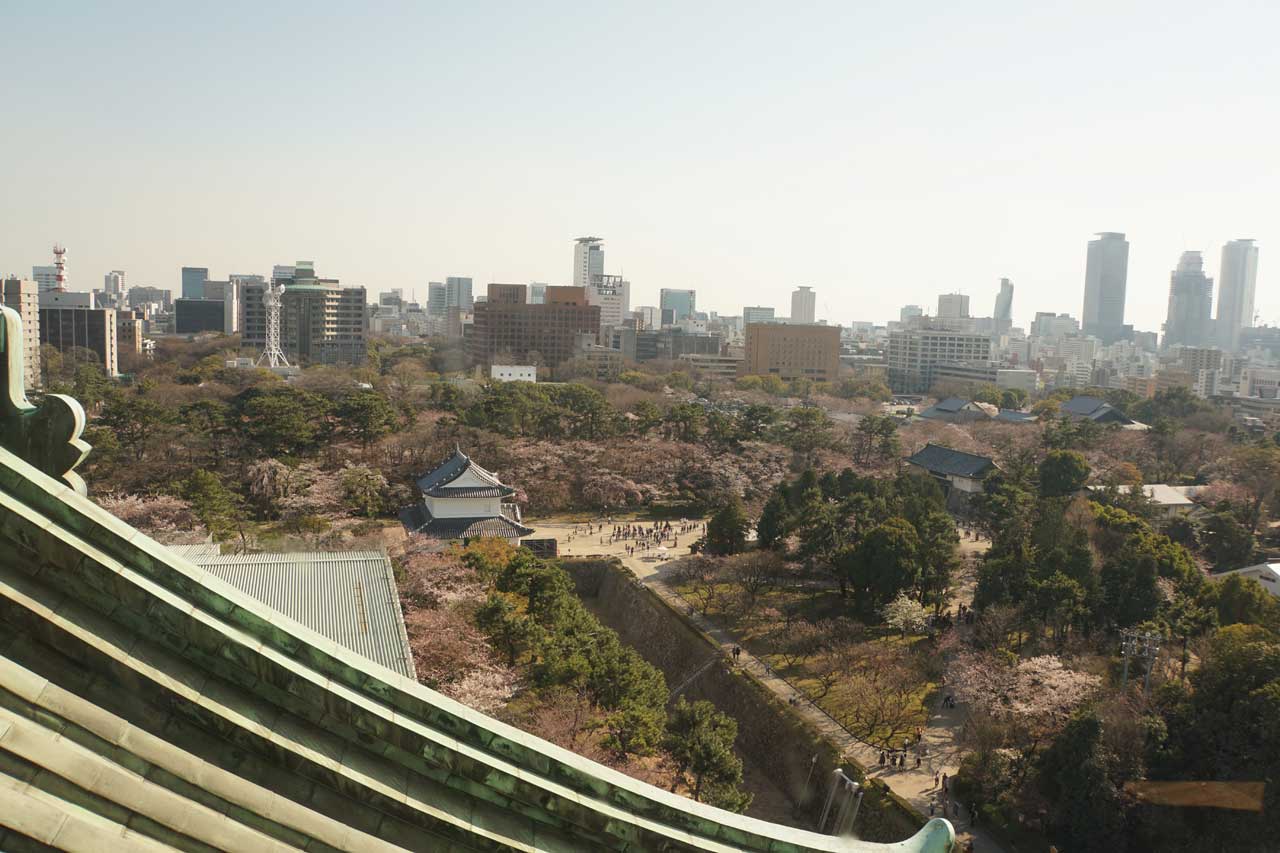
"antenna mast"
52,244,67,291
255,282,291,368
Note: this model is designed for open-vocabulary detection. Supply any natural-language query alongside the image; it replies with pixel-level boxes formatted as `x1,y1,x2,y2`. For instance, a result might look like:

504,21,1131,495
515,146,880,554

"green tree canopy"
663,697,750,811
755,491,790,550
183,469,243,548
1039,449,1091,498
842,516,921,616
705,498,749,556
336,389,399,447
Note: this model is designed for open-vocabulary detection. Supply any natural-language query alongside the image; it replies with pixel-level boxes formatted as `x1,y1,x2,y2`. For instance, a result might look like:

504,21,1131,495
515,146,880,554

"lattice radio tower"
254,282,291,368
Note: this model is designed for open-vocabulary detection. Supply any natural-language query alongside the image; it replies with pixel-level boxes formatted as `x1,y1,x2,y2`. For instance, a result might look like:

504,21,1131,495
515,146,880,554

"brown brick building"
468,284,601,370
743,323,841,382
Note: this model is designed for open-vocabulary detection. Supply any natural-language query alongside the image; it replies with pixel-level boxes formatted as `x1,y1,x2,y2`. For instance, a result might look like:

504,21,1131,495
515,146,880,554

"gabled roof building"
1058,395,1131,424
399,448,533,542
917,397,995,423
904,443,999,512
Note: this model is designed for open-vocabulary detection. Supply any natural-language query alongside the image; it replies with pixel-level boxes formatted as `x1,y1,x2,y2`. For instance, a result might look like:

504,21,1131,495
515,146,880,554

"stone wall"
563,558,924,843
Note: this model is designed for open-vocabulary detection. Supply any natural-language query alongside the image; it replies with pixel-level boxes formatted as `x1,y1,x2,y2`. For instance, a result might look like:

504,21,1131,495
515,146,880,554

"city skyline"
3,3,1279,330
7,232,1271,335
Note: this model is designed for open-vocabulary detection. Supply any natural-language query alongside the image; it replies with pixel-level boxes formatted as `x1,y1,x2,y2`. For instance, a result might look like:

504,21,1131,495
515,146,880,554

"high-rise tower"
1216,239,1259,352
1082,232,1129,343
1163,251,1214,349
573,238,604,291
993,278,1014,323
791,286,816,324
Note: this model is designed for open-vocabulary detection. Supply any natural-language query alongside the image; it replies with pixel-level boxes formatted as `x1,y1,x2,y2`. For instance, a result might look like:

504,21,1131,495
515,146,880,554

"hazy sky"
3,1,1278,330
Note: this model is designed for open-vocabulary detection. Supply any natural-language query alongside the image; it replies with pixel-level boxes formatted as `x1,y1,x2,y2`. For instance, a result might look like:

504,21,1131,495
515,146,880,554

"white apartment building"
886,327,991,393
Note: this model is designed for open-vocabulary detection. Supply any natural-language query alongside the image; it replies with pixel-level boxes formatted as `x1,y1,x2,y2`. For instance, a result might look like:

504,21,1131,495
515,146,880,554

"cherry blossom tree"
882,592,929,637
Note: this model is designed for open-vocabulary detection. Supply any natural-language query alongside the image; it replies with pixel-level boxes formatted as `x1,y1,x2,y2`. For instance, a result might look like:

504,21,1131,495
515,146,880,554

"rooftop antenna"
255,282,291,369
52,244,67,292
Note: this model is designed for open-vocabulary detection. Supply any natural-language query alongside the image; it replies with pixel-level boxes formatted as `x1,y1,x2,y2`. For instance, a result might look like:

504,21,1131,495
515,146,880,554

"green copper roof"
0,305,955,852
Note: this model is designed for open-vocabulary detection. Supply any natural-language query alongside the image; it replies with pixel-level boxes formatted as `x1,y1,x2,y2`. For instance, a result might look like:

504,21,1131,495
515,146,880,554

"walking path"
525,518,1006,852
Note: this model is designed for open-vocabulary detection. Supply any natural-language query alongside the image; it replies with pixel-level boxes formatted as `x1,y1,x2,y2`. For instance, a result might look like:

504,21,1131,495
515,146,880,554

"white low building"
1087,484,1201,518
491,364,537,382
1210,563,1280,598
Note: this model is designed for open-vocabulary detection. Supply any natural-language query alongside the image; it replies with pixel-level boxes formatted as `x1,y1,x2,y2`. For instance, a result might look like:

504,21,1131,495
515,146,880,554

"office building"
103,270,126,298
1216,239,1259,352
117,308,144,360
1163,251,1214,349
1032,312,1080,339
241,264,368,365
446,277,473,311
175,299,229,334
900,304,924,322
2,277,41,388
635,306,660,330
586,274,630,334
181,267,208,300
937,293,970,319
39,305,118,376
39,291,94,309
993,278,1013,323
743,323,840,382
791,286,816,324
427,282,447,317
202,279,239,333
467,284,600,370
611,327,723,363
378,289,404,312
743,306,775,325
678,353,745,382
32,266,59,293
931,362,1037,393
886,327,992,393
659,289,696,323
1082,232,1130,343
528,283,548,305
573,237,604,291
128,286,170,309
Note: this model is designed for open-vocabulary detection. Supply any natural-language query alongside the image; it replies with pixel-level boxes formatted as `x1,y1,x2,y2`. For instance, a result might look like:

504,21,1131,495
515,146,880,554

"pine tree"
706,498,749,556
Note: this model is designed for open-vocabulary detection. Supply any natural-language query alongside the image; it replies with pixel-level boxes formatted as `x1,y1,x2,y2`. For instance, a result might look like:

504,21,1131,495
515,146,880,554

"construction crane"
254,282,291,369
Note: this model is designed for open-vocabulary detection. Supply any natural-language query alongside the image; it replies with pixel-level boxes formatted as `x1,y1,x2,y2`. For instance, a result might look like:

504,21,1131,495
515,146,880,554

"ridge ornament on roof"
0,306,91,495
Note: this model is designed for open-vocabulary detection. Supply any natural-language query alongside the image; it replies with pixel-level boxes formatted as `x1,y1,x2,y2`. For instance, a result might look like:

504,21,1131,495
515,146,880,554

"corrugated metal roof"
188,550,416,680
168,542,222,559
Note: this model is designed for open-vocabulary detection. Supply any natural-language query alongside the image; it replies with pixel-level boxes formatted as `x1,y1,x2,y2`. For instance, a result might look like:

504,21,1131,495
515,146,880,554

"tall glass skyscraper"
659,288,696,322
1216,239,1259,352
993,278,1014,323
181,266,208,300
445,277,473,311
1081,232,1129,344
1163,251,1214,349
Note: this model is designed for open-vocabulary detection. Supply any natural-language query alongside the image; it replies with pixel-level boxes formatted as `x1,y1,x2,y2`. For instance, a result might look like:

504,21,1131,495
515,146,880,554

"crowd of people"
583,519,707,557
